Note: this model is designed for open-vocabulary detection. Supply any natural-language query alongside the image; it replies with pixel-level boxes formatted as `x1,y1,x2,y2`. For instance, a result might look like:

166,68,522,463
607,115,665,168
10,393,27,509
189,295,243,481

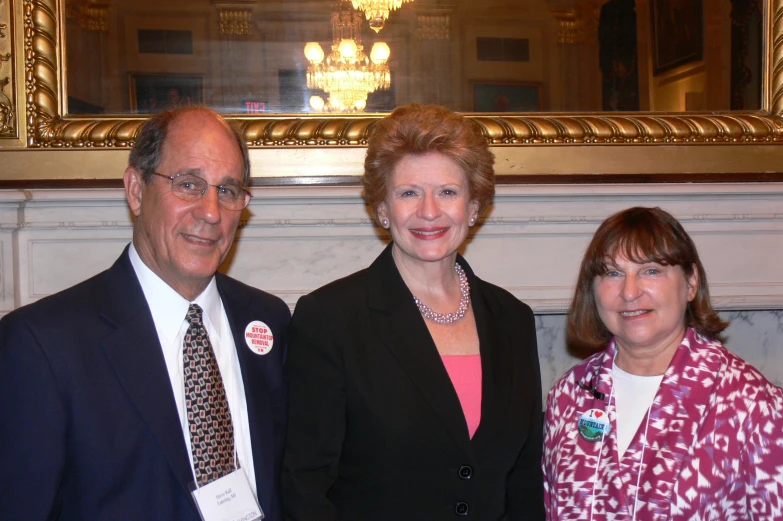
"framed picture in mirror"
652,0,704,75
470,81,543,112
128,73,204,114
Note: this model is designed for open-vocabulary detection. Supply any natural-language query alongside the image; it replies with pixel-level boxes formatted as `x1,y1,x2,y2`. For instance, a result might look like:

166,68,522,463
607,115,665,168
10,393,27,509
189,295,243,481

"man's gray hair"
128,106,251,186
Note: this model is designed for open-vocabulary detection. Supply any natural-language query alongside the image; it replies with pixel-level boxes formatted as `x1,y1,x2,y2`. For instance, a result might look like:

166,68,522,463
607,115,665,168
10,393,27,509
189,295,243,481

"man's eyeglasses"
145,170,252,211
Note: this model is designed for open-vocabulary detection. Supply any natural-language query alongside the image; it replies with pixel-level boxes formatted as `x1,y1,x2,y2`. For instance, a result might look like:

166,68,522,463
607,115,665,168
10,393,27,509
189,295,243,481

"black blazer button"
455,501,469,515
458,465,473,479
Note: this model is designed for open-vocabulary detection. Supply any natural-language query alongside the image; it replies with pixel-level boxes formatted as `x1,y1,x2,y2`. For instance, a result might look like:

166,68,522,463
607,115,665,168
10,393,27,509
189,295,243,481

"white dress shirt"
129,244,257,495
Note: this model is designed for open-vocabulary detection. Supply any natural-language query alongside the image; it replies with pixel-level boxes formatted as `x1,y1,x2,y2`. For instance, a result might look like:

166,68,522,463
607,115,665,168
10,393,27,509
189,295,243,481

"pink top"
441,354,482,439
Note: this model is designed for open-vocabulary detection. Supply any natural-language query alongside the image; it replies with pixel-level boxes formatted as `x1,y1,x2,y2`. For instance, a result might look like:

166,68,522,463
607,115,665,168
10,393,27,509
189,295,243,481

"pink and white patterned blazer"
543,328,783,521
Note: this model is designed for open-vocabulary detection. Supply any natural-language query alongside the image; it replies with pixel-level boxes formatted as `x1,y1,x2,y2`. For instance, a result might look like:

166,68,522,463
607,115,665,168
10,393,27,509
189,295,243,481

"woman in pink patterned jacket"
543,206,783,521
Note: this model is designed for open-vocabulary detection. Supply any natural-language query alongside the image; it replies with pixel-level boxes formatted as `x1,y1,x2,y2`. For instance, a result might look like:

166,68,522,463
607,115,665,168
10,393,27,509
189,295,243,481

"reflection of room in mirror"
470,81,542,112
64,0,763,116
351,0,414,33
651,0,704,75
303,8,392,113
128,73,202,114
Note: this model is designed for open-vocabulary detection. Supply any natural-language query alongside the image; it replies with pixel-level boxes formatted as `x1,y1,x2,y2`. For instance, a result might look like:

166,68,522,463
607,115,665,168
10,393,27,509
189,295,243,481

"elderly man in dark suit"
0,107,290,521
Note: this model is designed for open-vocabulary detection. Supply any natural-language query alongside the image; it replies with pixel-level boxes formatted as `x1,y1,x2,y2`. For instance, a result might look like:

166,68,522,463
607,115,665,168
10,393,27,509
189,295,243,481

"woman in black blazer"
282,104,544,521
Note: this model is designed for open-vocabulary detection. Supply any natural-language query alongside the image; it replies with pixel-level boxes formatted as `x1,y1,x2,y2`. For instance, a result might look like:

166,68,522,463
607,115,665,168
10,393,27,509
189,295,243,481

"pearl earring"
382,219,389,228
469,217,476,225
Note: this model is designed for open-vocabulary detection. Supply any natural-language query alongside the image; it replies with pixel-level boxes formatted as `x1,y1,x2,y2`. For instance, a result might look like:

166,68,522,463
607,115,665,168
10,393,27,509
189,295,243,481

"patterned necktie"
183,303,236,486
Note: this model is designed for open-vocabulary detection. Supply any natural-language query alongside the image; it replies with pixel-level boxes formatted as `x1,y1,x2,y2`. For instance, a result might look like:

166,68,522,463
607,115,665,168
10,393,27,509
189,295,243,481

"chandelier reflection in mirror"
351,0,414,33
304,9,391,113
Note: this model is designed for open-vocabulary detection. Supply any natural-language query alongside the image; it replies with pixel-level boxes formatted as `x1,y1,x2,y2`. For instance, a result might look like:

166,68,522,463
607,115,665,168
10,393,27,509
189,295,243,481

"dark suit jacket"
0,247,290,521
282,245,544,521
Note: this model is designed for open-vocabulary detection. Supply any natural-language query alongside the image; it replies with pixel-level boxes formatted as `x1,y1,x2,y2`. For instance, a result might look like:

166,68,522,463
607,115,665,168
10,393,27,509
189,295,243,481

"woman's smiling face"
377,152,478,266
593,255,697,364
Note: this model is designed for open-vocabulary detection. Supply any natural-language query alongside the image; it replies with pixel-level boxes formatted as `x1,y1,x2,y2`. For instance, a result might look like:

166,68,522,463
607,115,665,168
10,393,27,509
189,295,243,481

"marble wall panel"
535,311,783,396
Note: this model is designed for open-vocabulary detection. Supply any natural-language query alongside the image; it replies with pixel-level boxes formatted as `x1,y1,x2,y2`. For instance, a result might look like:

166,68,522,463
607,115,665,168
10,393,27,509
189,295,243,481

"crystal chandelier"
351,0,414,32
304,9,391,113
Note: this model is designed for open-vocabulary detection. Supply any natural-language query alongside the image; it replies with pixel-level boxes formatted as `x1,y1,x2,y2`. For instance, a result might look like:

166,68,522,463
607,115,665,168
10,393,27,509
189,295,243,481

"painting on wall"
470,81,542,112
129,74,203,114
651,0,703,75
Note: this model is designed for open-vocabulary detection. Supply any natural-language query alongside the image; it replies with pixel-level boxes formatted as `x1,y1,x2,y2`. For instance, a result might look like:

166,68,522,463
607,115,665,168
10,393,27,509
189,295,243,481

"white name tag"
192,469,264,521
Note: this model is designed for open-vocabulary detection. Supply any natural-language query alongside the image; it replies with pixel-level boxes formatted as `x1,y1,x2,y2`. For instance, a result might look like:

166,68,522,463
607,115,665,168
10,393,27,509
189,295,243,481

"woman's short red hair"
362,104,495,222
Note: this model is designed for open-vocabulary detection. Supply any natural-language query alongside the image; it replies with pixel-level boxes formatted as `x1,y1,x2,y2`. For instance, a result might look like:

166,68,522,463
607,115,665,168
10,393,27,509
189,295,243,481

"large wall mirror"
1,0,782,182
63,0,763,115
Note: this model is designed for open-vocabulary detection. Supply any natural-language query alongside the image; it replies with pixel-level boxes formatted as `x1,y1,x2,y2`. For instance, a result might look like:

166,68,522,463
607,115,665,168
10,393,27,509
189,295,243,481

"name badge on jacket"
191,469,264,521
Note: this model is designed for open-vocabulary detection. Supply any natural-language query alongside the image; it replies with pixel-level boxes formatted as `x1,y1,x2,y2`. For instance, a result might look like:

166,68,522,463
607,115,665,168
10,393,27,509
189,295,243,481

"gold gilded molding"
0,76,12,138
0,0,15,138
417,11,450,40
77,1,108,32
19,0,783,149
770,0,783,114
0,3,6,38
551,8,581,44
218,8,252,36
64,1,106,30
25,0,59,146
214,1,255,36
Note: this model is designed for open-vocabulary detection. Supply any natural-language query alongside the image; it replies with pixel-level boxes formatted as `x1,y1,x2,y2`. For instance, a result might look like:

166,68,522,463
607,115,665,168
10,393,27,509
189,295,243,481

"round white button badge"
244,320,274,355
578,408,611,442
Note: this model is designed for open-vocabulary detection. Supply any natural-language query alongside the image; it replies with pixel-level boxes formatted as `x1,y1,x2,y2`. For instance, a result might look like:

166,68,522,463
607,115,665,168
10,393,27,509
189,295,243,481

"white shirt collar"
128,243,224,343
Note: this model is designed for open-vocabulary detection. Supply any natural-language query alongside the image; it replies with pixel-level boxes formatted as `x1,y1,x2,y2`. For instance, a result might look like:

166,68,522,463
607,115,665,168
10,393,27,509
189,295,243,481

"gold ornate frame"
1,0,783,183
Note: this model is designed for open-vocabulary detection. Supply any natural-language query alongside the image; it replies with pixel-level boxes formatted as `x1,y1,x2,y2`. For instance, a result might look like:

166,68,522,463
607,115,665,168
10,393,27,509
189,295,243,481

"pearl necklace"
413,263,471,324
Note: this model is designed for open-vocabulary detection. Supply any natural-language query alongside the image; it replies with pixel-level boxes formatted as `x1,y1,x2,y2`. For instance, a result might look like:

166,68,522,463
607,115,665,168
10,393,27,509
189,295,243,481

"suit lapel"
367,246,475,457
467,267,513,445
96,250,195,502
217,277,277,510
